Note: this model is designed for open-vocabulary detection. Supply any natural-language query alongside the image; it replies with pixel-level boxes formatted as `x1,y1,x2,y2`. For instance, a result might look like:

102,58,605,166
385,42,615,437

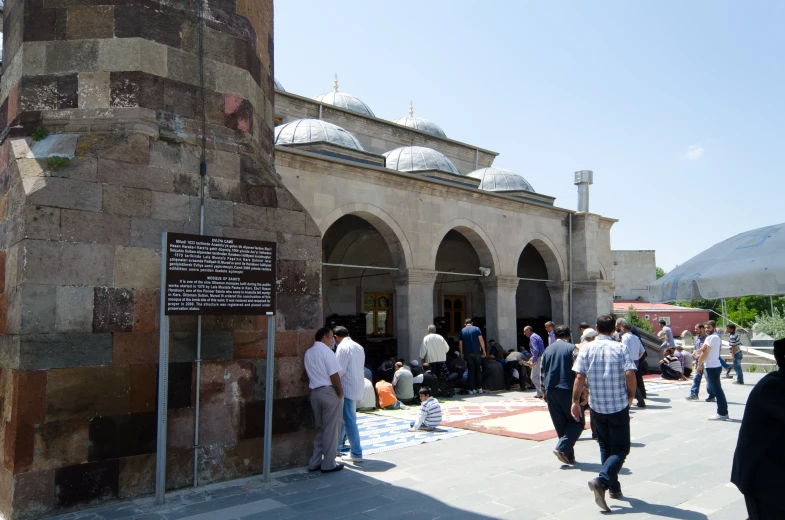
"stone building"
612,250,657,301
0,0,617,516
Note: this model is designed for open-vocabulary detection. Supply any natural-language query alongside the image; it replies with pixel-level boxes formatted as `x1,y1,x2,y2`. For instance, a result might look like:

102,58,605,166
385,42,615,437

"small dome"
314,92,375,117
467,167,535,192
383,146,460,175
274,78,285,91
392,116,446,138
274,119,364,151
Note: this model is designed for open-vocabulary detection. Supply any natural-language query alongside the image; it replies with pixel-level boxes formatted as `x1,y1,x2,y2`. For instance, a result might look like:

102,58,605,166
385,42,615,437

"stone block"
130,218,184,249
198,360,254,407
224,94,254,133
109,71,165,110
245,184,276,207
23,8,58,42
21,241,114,286
113,5,182,48
233,203,270,230
251,358,266,401
99,133,150,165
129,364,156,413
196,402,238,445
275,187,303,211
114,246,161,289
33,420,89,471
61,209,130,245
151,192,190,221
172,331,233,362
166,362,193,410
50,157,99,182
277,259,320,296
166,47,199,86
102,185,152,217
12,469,55,515
297,329,318,357
133,289,158,332
274,331,298,358
0,295,6,337
242,396,311,440
149,140,181,171
93,287,134,333
88,411,157,462
19,333,113,370
276,234,321,262
4,370,48,472
24,177,102,212
54,459,119,507
24,206,61,241
274,357,309,399
66,6,113,40
45,40,99,74
165,407,194,449
163,79,197,119
46,366,130,421
78,72,111,109
277,293,321,331
112,332,158,365
96,159,173,193
55,286,94,332
118,453,154,498
233,331,265,359
203,198,234,227
20,284,56,334
0,336,20,369
199,437,262,485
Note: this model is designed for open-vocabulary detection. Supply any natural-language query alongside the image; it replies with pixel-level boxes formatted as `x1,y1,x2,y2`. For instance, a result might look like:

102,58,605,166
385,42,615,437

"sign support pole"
262,311,275,482
155,233,170,505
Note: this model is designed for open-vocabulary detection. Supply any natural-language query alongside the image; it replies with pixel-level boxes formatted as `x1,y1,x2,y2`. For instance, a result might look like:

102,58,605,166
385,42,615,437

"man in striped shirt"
409,387,442,431
727,324,744,384
659,348,685,380
334,326,366,463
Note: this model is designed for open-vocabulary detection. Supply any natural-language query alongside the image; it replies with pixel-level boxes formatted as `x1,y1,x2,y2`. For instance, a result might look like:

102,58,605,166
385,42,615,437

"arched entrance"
516,239,563,347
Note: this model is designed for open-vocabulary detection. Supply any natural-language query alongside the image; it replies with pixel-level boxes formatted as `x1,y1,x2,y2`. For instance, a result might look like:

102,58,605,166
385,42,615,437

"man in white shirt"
304,327,345,473
334,326,366,463
619,321,646,408
696,320,729,421
420,325,450,379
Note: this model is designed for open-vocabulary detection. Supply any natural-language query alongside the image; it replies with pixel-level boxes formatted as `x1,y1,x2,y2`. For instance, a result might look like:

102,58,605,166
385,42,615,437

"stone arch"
320,203,413,269
513,233,565,281
430,218,500,274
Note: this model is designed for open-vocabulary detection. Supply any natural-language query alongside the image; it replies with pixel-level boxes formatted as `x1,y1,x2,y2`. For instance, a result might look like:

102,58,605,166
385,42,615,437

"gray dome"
274,78,285,91
467,167,535,192
274,119,364,151
392,116,446,138
383,146,460,174
314,92,375,117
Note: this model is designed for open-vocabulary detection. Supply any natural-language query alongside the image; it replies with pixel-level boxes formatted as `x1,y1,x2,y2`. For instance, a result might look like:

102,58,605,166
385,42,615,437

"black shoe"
588,479,610,512
609,490,623,499
706,396,716,402
307,466,320,472
635,402,646,408
321,463,345,474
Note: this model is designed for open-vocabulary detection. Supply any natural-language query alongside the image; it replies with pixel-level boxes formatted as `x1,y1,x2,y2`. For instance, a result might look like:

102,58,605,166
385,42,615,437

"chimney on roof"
574,170,593,212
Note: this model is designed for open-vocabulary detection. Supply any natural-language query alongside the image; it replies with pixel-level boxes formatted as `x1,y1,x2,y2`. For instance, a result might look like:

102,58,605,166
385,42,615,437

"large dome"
467,167,535,192
313,92,375,117
274,119,364,151
274,78,285,91
383,146,460,175
392,116,446,138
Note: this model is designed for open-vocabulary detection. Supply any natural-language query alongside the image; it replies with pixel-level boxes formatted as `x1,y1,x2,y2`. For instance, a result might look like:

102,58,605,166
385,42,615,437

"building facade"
612,250,657,301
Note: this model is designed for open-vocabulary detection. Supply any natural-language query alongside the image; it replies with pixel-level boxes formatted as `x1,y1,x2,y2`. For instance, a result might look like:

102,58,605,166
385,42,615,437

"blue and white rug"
356,413,471,455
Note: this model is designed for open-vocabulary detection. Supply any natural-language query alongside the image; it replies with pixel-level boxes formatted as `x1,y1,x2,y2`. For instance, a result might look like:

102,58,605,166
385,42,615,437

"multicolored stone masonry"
0,0,321,517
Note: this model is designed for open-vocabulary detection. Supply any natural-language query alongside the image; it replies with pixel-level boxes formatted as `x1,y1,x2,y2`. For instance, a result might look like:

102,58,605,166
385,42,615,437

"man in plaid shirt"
572,315,637,512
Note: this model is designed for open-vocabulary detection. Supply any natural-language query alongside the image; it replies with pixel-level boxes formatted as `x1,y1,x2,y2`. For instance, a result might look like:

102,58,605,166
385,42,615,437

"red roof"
613,301,708,313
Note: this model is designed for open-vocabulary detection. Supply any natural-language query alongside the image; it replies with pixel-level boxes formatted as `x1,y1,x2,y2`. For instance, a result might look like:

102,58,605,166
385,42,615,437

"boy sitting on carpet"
408,387,442,432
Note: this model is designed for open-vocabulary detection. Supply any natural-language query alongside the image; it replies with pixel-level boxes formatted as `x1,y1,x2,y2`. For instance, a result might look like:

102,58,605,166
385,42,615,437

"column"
573,280,616,330
394,269,438,362
481,276,521,352
546,282,569,328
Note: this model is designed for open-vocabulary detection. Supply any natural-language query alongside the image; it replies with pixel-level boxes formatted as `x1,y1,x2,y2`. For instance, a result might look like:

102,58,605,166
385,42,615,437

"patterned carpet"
356,413,471,455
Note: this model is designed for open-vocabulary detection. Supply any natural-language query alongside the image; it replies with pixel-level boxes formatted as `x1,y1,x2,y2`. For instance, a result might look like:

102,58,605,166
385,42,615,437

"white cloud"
682,145,704,161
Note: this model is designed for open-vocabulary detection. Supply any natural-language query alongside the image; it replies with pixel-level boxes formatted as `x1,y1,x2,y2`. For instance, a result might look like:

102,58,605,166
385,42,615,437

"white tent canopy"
648,223,785,303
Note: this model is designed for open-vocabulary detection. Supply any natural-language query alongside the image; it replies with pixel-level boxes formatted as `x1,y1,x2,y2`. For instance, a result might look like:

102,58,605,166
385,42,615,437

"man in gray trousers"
305,327,345,473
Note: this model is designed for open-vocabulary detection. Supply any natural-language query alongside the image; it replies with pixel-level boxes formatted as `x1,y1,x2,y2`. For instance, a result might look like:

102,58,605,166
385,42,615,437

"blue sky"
274,1,785,272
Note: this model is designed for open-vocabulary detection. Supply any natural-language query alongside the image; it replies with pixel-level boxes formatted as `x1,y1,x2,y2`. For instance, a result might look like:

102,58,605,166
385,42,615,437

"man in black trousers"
542,325,587,465
731,338,785,520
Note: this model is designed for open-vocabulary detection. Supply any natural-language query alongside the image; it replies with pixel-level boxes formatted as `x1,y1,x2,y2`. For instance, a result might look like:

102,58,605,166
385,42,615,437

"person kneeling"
408,387,442,432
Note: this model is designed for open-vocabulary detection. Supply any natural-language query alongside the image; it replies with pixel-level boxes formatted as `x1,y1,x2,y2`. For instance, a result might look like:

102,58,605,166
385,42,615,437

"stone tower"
0,0,321,517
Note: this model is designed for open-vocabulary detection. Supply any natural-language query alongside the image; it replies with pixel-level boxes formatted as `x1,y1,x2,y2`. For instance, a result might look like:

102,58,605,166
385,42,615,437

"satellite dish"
479,267,491,277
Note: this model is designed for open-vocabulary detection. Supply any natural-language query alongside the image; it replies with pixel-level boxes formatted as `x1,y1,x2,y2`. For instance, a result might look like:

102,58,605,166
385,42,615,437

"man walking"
334,326,365,463
731,338,785,520
572,315,637,511
686,323,711,401
459,318,485,394
545,321,556,345
727,324,744,384
304,328,345,473
420,324,450,380
696,320,729,420
524,326,546,398
542,326,586,465
619,320,646,407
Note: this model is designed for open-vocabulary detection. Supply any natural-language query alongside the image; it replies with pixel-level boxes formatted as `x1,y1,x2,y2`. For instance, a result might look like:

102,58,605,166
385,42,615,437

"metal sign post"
262,311,275,482
155,233,170,505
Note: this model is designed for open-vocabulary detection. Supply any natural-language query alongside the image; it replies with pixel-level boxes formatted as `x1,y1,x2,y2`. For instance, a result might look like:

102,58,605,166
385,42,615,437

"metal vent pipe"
574,170,594,212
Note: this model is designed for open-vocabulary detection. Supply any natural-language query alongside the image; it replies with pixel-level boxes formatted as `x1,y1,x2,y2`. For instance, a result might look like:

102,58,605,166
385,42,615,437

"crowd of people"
302,314,784,519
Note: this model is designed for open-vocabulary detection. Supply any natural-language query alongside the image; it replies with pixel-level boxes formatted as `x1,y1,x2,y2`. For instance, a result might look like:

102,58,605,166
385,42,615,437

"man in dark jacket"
505,349,532,391
731,338,785,520
482,355,505,391
542,325,587,465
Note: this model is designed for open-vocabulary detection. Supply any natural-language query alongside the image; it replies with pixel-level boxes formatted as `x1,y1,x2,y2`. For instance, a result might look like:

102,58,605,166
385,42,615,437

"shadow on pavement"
611,496,708,518
563,462,631,475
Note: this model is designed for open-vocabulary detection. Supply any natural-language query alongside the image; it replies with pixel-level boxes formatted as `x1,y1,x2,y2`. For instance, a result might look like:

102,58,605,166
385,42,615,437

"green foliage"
655,267,665,279
750,364,757,373
673,296,785,329
755,308,785,339
625,306,653,333
44,156,70,171
31,126,48,141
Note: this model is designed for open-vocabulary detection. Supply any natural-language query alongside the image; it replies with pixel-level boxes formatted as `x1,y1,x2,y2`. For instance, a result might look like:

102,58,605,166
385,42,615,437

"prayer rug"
443,407,591,442
357,413,471,455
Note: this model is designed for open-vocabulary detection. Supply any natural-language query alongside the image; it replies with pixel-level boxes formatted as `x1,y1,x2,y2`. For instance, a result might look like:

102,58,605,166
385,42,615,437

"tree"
673,296,785,328
655,267,665,279
755,308,785,339
625,306,653,333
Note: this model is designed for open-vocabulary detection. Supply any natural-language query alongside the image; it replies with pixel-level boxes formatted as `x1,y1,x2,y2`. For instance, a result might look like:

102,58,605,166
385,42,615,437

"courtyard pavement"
44,373,761,520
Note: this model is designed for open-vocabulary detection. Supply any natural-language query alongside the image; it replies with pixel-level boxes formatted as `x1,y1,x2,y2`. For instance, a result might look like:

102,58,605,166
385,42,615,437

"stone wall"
0,0,321,518
611,250,656,301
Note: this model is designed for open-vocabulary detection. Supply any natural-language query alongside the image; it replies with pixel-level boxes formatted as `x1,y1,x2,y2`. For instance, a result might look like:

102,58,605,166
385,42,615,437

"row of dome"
274,118,535,193
273,78,447,138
